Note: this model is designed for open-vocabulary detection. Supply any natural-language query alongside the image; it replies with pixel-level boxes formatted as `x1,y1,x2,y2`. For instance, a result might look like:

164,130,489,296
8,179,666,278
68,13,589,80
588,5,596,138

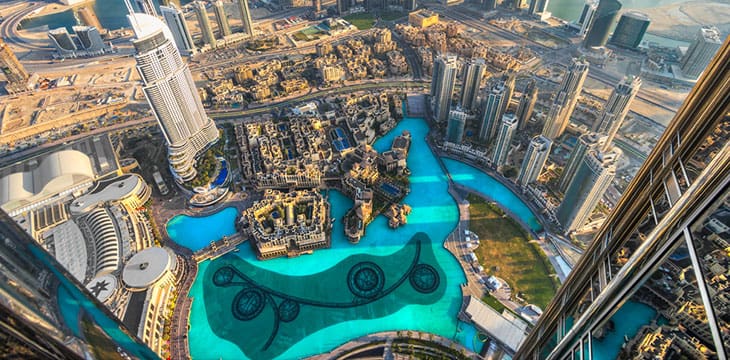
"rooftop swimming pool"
169,117,545,359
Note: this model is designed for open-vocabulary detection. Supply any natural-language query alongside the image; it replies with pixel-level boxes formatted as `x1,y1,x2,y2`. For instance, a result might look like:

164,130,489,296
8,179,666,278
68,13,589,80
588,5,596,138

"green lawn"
344,13,375,30
467,194,557,309
380,11,405,21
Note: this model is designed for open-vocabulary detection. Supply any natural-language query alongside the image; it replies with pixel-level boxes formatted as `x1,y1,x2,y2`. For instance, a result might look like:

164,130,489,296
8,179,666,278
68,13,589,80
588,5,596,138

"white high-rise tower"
593,76,641,152
126,7,219,182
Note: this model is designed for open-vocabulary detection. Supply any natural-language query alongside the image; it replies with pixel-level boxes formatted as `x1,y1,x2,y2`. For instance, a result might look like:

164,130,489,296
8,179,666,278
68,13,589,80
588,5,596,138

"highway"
0,2,51,52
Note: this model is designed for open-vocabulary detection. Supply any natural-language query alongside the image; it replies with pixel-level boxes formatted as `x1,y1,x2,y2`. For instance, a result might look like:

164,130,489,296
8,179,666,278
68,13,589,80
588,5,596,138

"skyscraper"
516,36,730,359
430,53,458,123
593,76,641,151
405,0,417,11
0,210,158,359
610,11,650,49
446,107,467,144
556,147,619,233
161,4,196,55
517,135,552,187
541,58,589,140
484,0,497,11
460,58,486,111
500,71,516,120
0,38,30,94
680,25,722,79
193,1,217,48
583,0,621,48
136,0,158,16
528,0,549,15
577,0,597,37
313,0,322,12
128,10,219,181
558,132,603,193
491,112,518,169
516,79,538,130
478,82,506,143
237,0,254,36
213,0,232,37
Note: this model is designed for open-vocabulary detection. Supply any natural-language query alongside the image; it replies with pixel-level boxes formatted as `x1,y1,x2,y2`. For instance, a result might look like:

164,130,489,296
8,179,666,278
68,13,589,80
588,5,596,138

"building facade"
610,11,650,49
516,36,730,359
556,147,619,233
528,0,549,16
491,112,518,169
577,0,597,37
479,82,507,143
129,12,219,182
0,38,30,94
446,107,468,144
593,76,641,151
541,58,589,140
460,57,486,111
431,53,458,123
517,135,552,187
582,0,621,48
558,132,603,193
237,0,254,36
193,1,217,48
213,0,232,37
160,4,196,55
516,79,538,130
680,25,722,79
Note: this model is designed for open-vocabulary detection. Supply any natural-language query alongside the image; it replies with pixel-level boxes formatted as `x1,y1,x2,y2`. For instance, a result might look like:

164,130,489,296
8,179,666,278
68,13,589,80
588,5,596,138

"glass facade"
516,37,730,359
0,210,158,359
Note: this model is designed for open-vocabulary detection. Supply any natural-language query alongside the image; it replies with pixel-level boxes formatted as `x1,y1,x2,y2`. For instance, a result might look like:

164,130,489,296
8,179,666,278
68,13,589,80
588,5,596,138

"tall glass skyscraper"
430,54,459,123
160,4,196,55
128,11,219,182
593,76,641,152
542,58,589,140
0,210,157,359
583,0,621,48
516,36,730,360
237,0,254,36
479,82,507,143
460,58,486,111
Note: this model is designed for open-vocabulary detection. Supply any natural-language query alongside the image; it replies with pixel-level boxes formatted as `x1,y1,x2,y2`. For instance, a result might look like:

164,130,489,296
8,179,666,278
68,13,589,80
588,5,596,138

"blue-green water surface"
166,207,238,252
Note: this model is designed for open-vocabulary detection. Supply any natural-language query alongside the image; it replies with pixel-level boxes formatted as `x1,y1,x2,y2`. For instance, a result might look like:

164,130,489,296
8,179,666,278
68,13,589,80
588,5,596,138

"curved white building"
128,12,219,182
0,150,95,216
70,174,151,215
84,208,121,277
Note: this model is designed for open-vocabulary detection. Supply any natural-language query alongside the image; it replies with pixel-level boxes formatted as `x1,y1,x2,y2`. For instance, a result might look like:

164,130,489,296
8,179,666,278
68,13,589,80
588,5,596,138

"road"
0,2,51,52
1,80,428,166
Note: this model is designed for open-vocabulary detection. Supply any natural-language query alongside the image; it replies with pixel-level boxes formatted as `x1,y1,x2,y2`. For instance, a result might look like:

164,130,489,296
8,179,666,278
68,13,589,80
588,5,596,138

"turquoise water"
592,301,656,360
166,207,238,252
175,116,544,359
442,158,543,232
547,0,687,23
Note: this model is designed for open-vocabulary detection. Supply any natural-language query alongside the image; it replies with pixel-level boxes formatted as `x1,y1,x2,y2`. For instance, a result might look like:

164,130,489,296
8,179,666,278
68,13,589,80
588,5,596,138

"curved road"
1,2,52,52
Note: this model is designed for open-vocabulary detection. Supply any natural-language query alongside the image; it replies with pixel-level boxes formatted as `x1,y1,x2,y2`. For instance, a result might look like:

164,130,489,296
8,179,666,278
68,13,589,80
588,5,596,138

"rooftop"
463,296,527,353
122,247,175,289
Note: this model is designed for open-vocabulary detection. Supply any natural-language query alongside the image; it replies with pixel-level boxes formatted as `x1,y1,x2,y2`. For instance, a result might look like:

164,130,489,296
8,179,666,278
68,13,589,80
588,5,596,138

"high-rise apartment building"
213,0,232,37
0,210,158,359
528,0,549,15
460,58,486,111
0,38,30,94
577,0,597,37
583,0,621,48
516,36,730,359
500,71,516,119
446,107,468,144
136,0,158,16
193,1,217,48
556,147,619,233
558,132,603,193
680,25,722,79
128,11,219,182
430,53,458,123
491,112,518,168
237,0,254,36
517,135,552,187
405,0,417,11
542,58,589,140
516,79,538,130
161,4,196,55
610,11,650,49
593,76,641,151
479,82,506,143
